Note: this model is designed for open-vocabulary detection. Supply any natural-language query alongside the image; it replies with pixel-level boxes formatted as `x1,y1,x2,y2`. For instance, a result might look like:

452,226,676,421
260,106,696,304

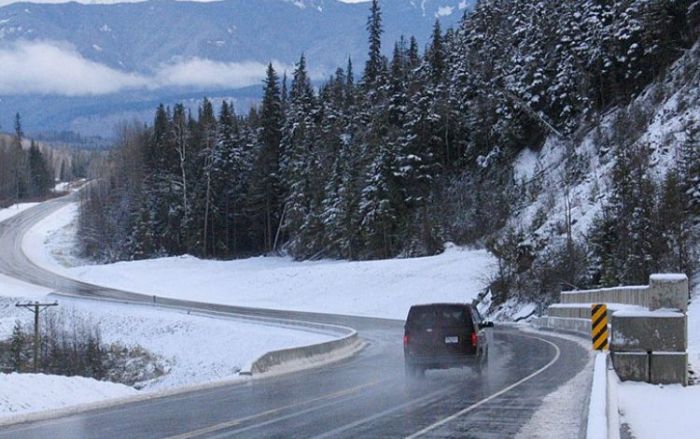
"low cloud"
154,58,280,90
0,41,147,95
0,41,292,96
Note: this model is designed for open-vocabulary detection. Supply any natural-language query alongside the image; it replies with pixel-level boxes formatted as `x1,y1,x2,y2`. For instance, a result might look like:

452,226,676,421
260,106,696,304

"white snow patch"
479,290,537,322
613,310,684,318
0,273,51,300
436,6,453,17
22,202,85,269
616,380,700,439
586,353,607,439
53,182,70,192
0,374,137,420
0,290,333,418
0,203,38,224
513,148,541,182
649,273,688,282
686,274,700,374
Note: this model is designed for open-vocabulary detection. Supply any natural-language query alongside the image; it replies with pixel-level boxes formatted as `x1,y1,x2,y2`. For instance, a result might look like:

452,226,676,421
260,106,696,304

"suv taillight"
471,332,478,348
403,335,409,346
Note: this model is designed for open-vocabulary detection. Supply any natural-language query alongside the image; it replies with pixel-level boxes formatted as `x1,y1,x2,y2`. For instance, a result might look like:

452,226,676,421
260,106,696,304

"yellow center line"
164,379,383,439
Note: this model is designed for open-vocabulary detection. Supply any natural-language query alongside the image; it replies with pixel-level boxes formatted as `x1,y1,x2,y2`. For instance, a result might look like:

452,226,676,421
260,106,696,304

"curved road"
0,195,591,438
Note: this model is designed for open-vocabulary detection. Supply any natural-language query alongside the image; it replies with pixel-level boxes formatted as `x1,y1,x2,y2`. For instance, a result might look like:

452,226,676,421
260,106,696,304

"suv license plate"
445,336,459,344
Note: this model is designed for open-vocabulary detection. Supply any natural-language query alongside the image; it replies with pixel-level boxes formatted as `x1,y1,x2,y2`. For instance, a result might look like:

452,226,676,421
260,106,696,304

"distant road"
0,195,590,438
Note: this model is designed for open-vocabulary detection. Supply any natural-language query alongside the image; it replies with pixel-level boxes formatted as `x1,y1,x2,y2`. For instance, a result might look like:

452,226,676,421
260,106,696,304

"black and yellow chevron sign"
591,304,608,350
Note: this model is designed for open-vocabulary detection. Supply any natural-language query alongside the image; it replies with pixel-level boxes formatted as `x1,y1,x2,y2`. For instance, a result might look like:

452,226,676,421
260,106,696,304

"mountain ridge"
0,0,472,136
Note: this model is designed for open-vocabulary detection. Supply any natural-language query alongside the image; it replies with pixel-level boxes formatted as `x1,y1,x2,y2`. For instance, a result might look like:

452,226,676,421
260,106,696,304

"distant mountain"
0,0,473,138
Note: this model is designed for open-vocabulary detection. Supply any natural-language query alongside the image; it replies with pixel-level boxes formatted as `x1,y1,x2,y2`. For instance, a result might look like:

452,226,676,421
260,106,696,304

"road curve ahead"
0,196,591,438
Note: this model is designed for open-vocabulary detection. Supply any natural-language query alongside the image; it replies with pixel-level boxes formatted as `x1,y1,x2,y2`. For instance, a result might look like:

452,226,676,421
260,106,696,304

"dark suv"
403,303,493,377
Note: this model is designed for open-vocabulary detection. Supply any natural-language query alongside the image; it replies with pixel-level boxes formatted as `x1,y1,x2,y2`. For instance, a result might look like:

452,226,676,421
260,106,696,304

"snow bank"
22,202,85,270
586,353,608,439
0,294,333,392
0,203,38,224
612,274,700,437
0,373,137,420
26,203,496,320
0,292,333,419
0,273,51,300
616,381,700,439
687,273,700,377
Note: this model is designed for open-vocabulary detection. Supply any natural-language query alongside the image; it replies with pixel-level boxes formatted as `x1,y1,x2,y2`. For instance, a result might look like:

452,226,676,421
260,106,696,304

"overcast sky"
0,0,371,7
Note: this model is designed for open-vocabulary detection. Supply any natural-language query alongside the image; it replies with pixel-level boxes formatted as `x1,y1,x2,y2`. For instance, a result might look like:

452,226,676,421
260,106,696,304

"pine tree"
10,320,24,372
12,113,28,201
426,20,445,86
27,141,53,197
281,54,319,257
659,169,693,275
364,0,384,85
250,63,285,252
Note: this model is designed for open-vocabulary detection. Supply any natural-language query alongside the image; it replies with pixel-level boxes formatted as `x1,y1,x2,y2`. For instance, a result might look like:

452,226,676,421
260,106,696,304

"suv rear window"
407,305,473,328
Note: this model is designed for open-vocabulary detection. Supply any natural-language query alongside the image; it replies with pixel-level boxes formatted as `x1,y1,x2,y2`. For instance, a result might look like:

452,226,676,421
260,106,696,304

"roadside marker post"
591,304,608,351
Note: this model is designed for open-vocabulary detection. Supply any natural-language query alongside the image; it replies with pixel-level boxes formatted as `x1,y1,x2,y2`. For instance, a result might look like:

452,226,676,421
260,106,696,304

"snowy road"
0,194,591,438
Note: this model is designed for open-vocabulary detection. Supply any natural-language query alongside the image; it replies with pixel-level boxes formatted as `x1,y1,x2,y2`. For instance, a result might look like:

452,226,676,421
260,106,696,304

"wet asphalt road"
0,196,591,438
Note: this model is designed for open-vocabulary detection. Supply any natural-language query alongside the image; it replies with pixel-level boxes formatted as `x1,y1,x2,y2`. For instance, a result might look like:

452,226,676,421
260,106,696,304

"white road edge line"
405,335,562,438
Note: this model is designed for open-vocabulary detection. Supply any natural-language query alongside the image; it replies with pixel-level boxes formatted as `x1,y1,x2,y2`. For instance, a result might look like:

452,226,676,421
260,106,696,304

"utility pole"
16,301,58,372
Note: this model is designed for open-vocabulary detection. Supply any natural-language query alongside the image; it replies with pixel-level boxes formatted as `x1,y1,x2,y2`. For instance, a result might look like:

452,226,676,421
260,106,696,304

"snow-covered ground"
0,373,138,421
0,285,333,420
0,203,37,223
611,276,700,438
0,203,336,420
25,202,496,320
615,378,700,439
2,199,496,421
0,196,497,421
0,293,332,386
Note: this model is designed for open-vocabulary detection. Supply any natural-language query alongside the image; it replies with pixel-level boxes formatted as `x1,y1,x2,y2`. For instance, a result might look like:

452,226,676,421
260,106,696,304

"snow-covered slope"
25,203,496,320
507,40,700,261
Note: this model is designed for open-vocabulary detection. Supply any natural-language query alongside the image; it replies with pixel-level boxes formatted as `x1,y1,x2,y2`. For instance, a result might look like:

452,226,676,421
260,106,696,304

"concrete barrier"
544,274,689,386
610,351,689,385
531,316,591,337
559,273,688,312
649,274,688,312
610,311,687,352
650,352,688,385
547,303,645,320
560,287,649,306
609,308,688,386
611,352,649,382
249,330,363,375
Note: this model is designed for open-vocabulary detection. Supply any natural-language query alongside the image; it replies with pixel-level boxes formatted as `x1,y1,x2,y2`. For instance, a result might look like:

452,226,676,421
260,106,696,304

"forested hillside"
79,0,700,306
0,116,57,207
